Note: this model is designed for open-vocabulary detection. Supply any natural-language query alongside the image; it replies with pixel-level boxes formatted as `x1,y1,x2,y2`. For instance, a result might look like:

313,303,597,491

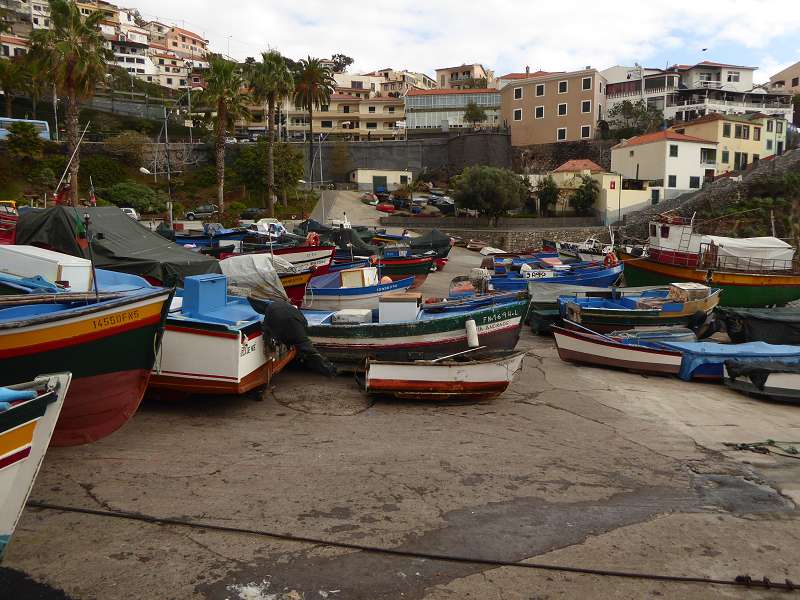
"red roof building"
553,159,605,173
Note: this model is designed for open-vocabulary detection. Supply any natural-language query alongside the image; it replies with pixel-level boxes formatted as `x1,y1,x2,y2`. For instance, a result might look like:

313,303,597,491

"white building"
611,129,718,204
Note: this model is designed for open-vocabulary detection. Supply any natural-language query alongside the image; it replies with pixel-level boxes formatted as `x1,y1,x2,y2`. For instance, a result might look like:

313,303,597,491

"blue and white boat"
491,262,623,291
659,341,800,382
173,223,250,249
303,267,414,310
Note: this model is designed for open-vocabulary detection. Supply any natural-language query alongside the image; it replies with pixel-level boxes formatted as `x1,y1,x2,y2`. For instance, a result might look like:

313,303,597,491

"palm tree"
293,56,335,185
30,0,110,203
248,50,294,216
21,53,49,120
0,57,24,117
199,54,250,213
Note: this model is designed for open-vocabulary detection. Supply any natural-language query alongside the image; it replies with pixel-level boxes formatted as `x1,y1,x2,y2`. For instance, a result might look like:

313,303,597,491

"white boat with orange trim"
1,373,70,560
365,350,525,400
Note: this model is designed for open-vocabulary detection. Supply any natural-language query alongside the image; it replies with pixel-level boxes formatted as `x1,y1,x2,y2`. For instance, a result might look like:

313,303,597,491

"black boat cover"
326,227,378,256
409,228,451,252
716,306,800,345
725,359,800,390
294,219,332,235
15,206,220,286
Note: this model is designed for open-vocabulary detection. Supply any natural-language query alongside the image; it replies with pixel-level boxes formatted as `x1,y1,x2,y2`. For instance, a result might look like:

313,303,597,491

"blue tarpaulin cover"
660,341,800,381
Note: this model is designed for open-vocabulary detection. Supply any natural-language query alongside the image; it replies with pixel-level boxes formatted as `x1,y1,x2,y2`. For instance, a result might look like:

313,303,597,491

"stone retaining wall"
438,226,609,252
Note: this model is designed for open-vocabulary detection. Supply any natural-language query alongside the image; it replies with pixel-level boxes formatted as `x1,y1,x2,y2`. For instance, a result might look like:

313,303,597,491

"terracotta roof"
0,34,29,45
406,87,498,96
553,159,604,173
613,130,716,149
330,93,361,101
169,26,206,42
672,60,756,71
363,98,404,103
435,63,485,72
498,71,559,80
679,112,769,127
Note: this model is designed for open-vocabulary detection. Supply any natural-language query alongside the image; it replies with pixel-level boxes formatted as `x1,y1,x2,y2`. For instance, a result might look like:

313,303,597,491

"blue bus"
0,117,51,141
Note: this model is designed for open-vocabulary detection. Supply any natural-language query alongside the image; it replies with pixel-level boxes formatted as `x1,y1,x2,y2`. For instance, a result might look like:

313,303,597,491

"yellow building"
673,113,766,173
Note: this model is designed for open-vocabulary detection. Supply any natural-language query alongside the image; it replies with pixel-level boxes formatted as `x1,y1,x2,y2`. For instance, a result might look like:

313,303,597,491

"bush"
6,121,44,161
27,165,56,194
98,181,167,214
81,154,126,189
105,130,150,165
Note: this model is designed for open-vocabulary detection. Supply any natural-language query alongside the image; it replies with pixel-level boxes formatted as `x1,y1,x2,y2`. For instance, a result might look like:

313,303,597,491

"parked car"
376,203,396,214
184,204,219,221
239,207,267,221
224,137,238,145
120,207,139,220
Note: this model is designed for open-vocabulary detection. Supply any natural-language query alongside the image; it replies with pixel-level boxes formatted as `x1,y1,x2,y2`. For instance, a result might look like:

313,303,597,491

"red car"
376,203,396,213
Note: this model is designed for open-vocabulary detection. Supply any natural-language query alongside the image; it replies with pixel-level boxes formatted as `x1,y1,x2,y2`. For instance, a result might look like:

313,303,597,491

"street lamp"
140,166,173,229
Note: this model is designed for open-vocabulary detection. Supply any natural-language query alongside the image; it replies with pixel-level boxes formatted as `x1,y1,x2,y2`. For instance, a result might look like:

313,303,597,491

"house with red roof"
611,129,718,202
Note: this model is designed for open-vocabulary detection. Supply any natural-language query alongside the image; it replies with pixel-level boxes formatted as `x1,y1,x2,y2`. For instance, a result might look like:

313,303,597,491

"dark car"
184,204,219,221
239,207,267,221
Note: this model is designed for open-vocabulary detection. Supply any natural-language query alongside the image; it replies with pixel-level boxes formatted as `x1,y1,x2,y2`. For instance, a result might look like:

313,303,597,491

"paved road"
3,191,799,599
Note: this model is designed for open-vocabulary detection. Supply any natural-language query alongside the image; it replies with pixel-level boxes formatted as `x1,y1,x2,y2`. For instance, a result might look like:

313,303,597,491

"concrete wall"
439,226,610,253
379,215,601,229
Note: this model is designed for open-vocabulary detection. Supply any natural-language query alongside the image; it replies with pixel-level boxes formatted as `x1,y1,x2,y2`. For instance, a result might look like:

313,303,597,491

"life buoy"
305,232,320,246
604,252,618,268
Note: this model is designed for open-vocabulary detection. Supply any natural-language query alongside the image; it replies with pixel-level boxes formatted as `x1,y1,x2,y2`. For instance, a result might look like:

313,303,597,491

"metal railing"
697,244,800,274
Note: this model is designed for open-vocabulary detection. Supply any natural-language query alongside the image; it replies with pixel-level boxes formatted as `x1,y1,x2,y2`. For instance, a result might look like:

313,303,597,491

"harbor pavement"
1,192,798,599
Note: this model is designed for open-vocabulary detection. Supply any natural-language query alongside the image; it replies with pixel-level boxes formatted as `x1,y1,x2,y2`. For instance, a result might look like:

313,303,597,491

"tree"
569,175,600,216
607,99,663,135
330,54,354,73
461,77,488,89
248,50,294,215
21,53,49,120
535,175,559,216
463,101,487,128
231,139,304,206
30,0,111,204
293,56,335,184
6,121,44,161
199,54,250,213
451,166,528,223
0,56,24,117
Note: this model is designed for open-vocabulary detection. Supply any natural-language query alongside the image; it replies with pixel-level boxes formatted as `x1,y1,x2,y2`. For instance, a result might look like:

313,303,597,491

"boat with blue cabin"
303,267,415,311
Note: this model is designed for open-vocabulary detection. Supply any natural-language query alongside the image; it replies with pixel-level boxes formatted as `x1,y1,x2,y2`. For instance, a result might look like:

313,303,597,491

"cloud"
130,0,799,77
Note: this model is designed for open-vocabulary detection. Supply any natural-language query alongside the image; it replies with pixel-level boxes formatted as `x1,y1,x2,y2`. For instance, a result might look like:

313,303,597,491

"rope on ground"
25,500,798,592
724,440,800,461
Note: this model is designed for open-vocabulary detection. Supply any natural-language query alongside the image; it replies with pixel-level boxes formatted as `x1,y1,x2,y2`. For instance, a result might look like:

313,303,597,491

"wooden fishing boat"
0,252,172,446
0,373,70,560
492,262,623,292
724,360,800,404
552,326,684,376
219,245,336,274
303,267,414,310
279,269,314,307
150,274,295,397
305,296,529,366
0,204,17,245
561,283,720,333
173,224,249,248
376,256,434,289
620,215,800,307
365,350,525,400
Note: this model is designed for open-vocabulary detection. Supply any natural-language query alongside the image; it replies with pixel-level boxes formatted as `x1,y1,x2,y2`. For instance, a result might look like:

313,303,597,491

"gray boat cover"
219,254,293,302
717,306,800,345
15,206,220,286
725,359,800,390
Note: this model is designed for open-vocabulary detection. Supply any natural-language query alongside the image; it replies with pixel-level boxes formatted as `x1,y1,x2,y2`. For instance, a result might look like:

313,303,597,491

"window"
513,108,522,121
558,80,568,94
734,124,743,138
400,175,408,185
580,125,591,139
535,83,545,96
534,106,544,119
556,127,566,141
166,78,173,85
513,87,522,100
767,139,773,151
629,150,634,157
320,104,329,112
668,175,677,188
557,103,567,116
722,123,731,137
777,121,783,134
172,42,177,47
582,77,592,90
754,127,761,141
753,154,760,163
669,144,678,157
179,79,186,86
650,224,657,237
661,225,670,238
581,100,591,113
727,71,740,82
368,106,376,113
137,69,145,74
689,176,700,188
366,122,377,129
767,120,774,132
321,121,332,128
793,77,800,87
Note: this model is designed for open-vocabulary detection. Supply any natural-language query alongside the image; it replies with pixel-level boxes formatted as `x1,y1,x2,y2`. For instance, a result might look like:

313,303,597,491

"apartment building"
164,26,207,61
500,69,606,146
673,113,787,173
333,72,382,99
364,68,436,97
602,64,680,116
496,68,560,89
435,64,494,89
611,130,718,203
770,61,800,95
0,33,28,57
405,87,501,132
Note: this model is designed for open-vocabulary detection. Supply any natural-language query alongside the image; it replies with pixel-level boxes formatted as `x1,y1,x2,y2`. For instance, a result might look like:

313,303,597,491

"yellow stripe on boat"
0,421,36,457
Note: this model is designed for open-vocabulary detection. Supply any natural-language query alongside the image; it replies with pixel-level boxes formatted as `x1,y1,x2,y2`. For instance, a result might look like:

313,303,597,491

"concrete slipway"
1,192,798,600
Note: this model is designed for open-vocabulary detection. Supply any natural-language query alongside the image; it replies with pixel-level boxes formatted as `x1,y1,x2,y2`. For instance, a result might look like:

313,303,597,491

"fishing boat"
724,360,800,404
557,236,612,262
0,203,17,245
303,267,414,311
220,252,312,308
491,261,623,292
376,255,434,289
715,306,800,345
150,274,295,397
330,258,371,272
658,340,800,381
365,350,525,400
421,275,526,314
552,325,685,376
173,223,250,248
219,244,336,274
560,283,720,333
0,247,172,446
619,214,800,307
0,373,70,561
305,294,529,366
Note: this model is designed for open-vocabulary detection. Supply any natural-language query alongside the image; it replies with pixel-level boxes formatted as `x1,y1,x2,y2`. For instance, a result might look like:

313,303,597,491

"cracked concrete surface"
2,193,800,599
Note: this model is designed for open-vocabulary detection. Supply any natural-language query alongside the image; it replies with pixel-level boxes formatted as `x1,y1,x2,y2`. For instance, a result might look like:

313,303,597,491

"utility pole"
52,85,59,142
163,106,174,229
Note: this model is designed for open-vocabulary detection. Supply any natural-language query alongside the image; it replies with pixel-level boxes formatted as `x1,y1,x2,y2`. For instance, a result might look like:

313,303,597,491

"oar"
0,292,127,306
562,319,620,344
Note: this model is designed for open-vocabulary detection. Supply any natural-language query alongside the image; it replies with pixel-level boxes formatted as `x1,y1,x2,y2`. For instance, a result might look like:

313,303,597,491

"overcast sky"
131,0,799,82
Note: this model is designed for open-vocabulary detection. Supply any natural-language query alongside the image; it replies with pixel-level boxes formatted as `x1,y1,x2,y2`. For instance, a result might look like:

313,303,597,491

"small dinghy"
365,349,525,400
724,360,800,403
1,373,70,560
303,267,414,310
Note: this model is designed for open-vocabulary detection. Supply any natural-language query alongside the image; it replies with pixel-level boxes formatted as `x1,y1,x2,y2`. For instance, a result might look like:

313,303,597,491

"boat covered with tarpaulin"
716,306,800,345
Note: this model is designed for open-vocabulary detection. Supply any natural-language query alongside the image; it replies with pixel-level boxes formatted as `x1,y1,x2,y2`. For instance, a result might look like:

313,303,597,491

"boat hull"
0,290,171,446
725,371,800,404
378,258,434,290
308,301,527,365
552,326,683,376
620,253,800,307
279,271,314,307
303,277,415,311
492,264,623,291
0,374,69,561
